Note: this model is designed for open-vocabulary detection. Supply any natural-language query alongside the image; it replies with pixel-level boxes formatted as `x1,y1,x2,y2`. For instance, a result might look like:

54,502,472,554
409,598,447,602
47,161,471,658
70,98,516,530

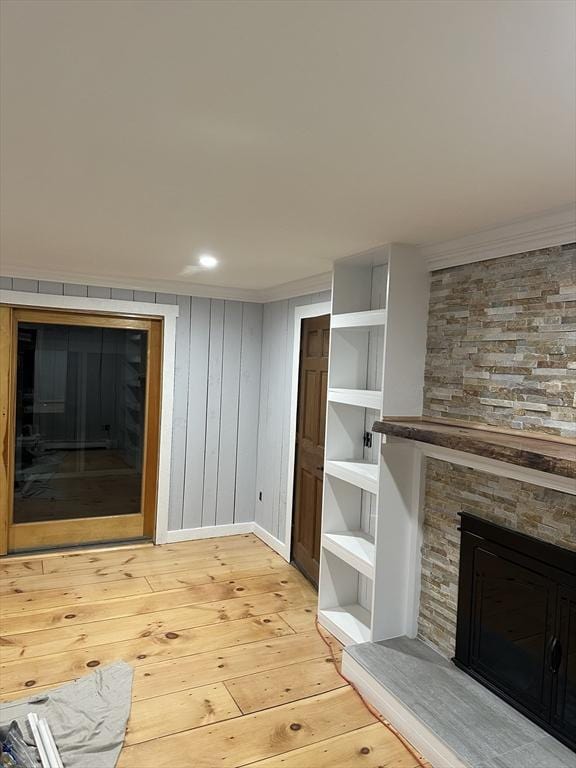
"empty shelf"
328,388,382,409
322,531,375,578
325,460,378,494
318,604,372,646
331,309,387,329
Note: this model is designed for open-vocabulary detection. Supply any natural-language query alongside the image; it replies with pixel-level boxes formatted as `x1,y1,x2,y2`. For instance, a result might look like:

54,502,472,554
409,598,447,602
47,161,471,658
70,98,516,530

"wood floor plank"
0,559,43,579
243,722,421,767
0,614,293,693
117,687,376,768
2,572,314,634
277,605,317,633
0,569,144,595
225,655,346,714
42,535,267,574
0,631,331,704
0,578,153,616
1,551,284,594
44,548,284,581
146,563,291,592
0,555,289,597
126,683,242,746
0,589,315,661
132,631,332,701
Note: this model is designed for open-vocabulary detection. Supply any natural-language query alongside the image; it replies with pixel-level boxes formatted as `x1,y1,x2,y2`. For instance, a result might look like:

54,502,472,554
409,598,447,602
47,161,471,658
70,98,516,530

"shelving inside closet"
318,245,429,646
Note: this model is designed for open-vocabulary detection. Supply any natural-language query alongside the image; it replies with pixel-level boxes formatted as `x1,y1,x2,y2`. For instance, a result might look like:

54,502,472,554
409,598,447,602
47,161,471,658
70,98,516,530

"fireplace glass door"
455,514,576,751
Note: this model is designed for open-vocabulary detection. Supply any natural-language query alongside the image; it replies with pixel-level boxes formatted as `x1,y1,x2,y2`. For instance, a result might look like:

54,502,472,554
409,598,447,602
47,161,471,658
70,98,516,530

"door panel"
1,308,161,553
291,314,330,586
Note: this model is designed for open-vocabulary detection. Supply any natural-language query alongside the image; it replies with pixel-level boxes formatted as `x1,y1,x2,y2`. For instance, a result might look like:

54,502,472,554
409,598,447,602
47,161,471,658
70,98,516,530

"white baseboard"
165,521,291,562
252,523,291,562
341,653,467,768
166,522,254,543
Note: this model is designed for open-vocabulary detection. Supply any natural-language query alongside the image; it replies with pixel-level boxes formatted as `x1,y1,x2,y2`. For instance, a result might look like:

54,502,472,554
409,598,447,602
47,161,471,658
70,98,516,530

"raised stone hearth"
344,637,576,768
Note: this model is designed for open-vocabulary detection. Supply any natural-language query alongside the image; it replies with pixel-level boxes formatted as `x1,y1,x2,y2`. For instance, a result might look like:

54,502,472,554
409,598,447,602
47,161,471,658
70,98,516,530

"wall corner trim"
421,204,576,271
165,521,291,563
252,523,291,561
165,523,255,543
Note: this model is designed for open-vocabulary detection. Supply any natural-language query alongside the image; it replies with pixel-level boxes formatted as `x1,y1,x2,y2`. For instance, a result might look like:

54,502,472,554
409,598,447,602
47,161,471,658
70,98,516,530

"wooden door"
0,307,162,554
291,314,330,586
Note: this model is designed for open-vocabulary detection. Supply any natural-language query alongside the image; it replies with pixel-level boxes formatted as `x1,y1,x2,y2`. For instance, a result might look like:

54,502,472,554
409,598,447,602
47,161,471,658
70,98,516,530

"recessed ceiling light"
198,253,218,268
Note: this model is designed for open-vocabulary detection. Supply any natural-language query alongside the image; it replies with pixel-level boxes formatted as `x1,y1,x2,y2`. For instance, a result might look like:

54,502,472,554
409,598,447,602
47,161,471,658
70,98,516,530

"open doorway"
290,313,330,587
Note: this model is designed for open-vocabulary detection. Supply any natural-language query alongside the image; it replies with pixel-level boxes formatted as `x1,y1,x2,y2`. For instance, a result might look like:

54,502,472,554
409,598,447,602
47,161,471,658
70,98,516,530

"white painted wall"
254,290,332,548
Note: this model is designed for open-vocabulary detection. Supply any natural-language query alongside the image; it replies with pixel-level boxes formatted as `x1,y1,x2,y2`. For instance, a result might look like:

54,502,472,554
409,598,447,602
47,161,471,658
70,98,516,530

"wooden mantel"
373,417,576,492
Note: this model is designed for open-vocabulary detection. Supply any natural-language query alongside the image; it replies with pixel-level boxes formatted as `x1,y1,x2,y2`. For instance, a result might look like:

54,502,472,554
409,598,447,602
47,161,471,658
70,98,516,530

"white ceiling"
1,0,575,293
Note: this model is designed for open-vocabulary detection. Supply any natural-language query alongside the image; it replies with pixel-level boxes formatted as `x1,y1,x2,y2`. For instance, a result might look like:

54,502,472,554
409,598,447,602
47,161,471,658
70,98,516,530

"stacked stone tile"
418,243,576,657
424,243,575,438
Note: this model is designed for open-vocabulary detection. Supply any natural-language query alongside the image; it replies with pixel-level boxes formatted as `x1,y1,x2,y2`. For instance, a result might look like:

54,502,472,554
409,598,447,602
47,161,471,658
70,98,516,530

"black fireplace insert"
454,513,575,752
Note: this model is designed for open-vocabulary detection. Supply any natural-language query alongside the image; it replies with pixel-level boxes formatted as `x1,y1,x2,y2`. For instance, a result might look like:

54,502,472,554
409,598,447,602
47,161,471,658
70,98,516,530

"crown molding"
256,271,332,302
421,204,576,271
0,264,333,304
4,206,573,296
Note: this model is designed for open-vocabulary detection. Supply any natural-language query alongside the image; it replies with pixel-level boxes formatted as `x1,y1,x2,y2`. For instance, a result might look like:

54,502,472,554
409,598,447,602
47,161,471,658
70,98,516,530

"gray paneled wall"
255,290,332,544
169,296,263,530
1,278,263,532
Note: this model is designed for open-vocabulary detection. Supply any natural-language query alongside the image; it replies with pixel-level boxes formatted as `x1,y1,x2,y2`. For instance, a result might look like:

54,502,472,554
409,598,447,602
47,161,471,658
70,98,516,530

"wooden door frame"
284,301,331,561
0,289,178,554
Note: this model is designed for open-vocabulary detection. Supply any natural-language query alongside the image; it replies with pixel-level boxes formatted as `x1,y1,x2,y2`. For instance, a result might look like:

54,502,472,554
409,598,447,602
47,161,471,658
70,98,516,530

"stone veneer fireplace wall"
417,242,576,658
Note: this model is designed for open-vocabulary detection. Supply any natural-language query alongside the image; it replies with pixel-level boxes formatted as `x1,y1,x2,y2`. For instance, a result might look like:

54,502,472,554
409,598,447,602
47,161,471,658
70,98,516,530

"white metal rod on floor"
27,713,51,768
38,717,64,768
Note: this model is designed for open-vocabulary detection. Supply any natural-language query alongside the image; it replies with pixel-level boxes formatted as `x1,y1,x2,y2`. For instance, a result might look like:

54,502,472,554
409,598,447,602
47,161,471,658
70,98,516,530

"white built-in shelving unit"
318,244,429,647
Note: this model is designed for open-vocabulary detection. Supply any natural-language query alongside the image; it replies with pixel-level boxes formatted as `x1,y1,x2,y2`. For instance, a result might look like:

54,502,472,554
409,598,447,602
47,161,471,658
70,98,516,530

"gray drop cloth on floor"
0,661,133,768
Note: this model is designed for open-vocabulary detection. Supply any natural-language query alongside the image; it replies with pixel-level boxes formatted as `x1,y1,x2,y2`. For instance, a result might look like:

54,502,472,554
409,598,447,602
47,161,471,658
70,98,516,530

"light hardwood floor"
0,534,422,767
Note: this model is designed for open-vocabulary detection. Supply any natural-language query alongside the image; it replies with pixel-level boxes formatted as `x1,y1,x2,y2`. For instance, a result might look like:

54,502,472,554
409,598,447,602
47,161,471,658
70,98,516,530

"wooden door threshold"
0,538,154,562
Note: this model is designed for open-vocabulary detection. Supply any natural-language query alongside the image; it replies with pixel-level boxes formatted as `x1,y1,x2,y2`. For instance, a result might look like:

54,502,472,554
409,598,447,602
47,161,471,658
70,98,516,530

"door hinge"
363,431,372,449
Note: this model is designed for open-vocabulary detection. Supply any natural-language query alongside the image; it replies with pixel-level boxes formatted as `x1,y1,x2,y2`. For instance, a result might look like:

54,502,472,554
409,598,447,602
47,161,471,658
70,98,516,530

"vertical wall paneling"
133,290,156,303
87,286,112,299
12,278,38,292
38,281,64,295
202,300,225,527
63,283,88,297
110,288,134,301
216,302,243,526
167,295,191,530
270,301,289,539
255,302,273,532
235,302,263,523
155,293,178,305
181,297,211,529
